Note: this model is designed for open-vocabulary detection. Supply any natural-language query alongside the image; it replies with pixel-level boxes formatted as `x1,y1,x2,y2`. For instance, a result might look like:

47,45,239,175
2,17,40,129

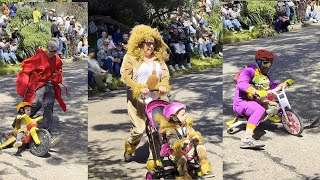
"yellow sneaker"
268,115,281,123
124,140,138,162
146,159,163,171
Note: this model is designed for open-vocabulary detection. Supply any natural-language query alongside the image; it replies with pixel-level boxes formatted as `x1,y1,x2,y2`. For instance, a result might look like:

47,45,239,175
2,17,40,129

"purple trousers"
233,100,265,126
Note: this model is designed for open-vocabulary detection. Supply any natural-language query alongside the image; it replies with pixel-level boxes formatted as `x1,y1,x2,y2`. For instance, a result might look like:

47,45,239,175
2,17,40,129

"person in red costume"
16,40,67,146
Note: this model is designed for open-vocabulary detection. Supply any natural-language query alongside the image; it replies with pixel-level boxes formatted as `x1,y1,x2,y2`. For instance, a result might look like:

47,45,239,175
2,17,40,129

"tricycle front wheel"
30,129,51,157
281,110,304,136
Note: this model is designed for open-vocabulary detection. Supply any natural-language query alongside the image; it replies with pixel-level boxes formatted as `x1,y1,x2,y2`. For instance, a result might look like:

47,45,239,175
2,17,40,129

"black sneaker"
240,138,265,149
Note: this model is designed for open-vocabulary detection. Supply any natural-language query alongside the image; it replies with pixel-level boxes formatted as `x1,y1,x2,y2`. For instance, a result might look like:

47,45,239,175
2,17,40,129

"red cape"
16,50,67,112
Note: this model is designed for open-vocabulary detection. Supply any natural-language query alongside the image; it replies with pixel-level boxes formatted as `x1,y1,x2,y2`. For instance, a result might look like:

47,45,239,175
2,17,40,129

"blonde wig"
127,24,169,62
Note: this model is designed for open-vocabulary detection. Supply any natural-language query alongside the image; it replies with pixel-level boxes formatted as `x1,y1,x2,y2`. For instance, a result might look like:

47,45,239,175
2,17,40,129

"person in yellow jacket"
32,8,41,23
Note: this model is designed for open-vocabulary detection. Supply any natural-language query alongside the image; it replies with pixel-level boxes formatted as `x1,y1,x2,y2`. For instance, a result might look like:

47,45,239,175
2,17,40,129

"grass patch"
223,25,277,44
170,57,223,76
0,62,22,76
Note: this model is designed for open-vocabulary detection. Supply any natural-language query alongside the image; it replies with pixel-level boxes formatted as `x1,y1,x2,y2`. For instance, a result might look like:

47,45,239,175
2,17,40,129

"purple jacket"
233,64,279,106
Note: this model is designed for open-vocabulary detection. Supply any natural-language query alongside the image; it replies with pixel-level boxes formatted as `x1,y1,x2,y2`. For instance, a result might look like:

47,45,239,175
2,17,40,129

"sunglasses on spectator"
261,61,272,68
144,41,155,47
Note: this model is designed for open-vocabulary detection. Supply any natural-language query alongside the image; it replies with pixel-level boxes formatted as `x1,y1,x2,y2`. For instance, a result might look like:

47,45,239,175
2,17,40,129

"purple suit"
233,64,279,126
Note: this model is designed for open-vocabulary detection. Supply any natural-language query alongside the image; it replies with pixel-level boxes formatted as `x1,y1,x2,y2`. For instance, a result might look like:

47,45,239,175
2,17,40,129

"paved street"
0,60,88,180
223,21,320,179
88,68,223,179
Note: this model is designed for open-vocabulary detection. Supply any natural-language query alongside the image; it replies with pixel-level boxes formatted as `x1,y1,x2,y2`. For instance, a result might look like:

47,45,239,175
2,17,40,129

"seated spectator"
88,48,112,92
306,0,318,23
286,0,296,24
111,42,125,78
112,28,123,43
0,36,18,65
173,39,191,70
209,33,223,57
228,4,243,32
198,36,208,58
97,31,108,50
11,28,20,44
0,24,9,37
107,35,116,49
122,33,129,51
97,41,114,73
77,35,88,57
275,5,291,33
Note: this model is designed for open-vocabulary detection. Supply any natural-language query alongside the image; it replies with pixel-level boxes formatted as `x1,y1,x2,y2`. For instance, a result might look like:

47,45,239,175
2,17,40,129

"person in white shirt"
174,39,191,70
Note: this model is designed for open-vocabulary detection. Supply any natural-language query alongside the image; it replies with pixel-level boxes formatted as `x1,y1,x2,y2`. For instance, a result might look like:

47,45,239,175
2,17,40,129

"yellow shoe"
146,159,163,171
268,115,281,123
200,160,213,175
176,173,192,180
226,116,238,126
124,140,138,162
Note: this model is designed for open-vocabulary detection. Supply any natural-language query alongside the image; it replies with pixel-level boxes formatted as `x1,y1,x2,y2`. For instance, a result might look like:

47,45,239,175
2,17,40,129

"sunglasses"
144,41,155,47
261,61,272,68
49,50,57,53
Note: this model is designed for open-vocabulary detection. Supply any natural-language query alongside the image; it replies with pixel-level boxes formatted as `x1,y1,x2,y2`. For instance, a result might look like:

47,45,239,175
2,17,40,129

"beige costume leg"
174,155,192,179
197,145,213,175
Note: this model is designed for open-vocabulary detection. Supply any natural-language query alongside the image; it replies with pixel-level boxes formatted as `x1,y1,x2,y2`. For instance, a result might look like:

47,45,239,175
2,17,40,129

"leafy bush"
206,3,223,43
16,5,33,21
241,1,277,26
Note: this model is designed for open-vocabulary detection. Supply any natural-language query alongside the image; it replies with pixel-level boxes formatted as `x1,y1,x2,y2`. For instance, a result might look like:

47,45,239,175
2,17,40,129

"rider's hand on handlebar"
255,90,268,98
159,86,167,93
284,79,294,87
141,87,150,94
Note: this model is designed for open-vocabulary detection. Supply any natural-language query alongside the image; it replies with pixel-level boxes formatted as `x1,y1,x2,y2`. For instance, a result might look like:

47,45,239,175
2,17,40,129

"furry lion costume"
121,24,171,165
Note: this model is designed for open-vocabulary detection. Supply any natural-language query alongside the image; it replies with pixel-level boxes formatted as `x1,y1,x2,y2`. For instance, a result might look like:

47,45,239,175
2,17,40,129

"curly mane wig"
127,25,169,62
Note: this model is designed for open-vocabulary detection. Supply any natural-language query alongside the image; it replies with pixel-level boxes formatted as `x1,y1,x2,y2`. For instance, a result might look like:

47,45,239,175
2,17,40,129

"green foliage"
16,5,33,21
206,2,223,43
0,62,21,76
241,1,277,26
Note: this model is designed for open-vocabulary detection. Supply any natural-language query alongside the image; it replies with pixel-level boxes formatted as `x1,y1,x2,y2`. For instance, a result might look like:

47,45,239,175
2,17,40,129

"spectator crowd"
0,2,88,66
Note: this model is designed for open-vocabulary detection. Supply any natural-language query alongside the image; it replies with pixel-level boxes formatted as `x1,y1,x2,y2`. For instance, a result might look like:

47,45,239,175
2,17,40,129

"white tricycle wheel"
281,110,304,136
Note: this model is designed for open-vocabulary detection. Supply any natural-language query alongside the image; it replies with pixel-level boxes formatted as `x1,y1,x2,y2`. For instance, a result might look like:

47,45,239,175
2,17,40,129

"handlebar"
141,88,171,103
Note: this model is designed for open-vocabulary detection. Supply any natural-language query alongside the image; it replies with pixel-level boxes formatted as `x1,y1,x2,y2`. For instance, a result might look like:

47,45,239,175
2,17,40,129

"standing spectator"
51,17,63,55
49,9,57,22
64,16,70,32
68,20,77,58
32,7,41,24
97,31,108,50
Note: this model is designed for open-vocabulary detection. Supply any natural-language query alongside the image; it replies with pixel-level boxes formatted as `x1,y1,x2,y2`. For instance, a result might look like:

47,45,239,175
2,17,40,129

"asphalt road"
88,67,223,179
0,60,88,180
223,21,320,179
